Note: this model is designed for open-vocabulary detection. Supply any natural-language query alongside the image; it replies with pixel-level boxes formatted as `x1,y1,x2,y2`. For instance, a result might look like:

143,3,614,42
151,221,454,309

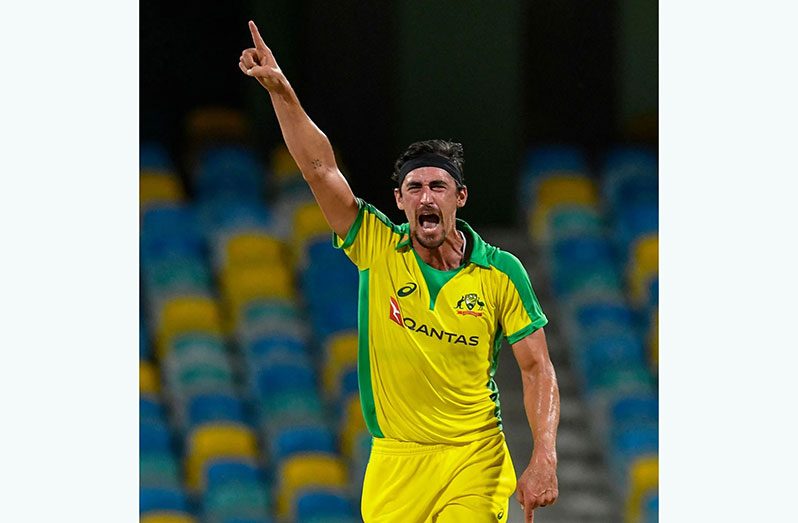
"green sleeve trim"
491,250,549,343
332,197,366,250
357,269,384,438
506,316,549,345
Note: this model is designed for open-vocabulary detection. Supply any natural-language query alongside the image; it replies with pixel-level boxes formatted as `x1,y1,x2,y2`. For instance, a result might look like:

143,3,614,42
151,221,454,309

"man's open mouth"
418,213,441,231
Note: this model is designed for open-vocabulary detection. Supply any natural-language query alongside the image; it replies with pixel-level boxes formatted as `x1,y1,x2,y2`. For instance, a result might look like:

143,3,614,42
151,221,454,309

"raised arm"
511,327,560,522
239,20,358,238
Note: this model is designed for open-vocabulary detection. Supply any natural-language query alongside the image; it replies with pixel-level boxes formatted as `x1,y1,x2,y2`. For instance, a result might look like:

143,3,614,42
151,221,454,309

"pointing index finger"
248,20,267,50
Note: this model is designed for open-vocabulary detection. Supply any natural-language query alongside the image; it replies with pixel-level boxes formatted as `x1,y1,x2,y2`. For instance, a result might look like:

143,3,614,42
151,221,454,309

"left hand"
515,451,558,521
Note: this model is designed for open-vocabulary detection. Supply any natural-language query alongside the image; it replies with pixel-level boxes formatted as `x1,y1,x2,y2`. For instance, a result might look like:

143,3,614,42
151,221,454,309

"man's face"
394,167,467,249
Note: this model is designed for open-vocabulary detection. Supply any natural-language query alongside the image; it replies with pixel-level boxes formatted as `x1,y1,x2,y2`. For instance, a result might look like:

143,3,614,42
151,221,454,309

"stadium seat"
276,453,348,517
224,232,285,269
188,393,248,427
271,425,337,464
140,360,160,394
141,452,182,489
610,426,658,490
530,176,599,240
292,202,331,255
140,487,190,514
186,107,251,146
141,422,173,454
254,362,316,398
339,395,367,459
141,141,174,171
624,456,658,523
141,172,185,210
547,206,605,242
295,490,355,521
518,145,588,216
221,264,294,321
258,391,325,437
141,395,166,424
195,146,263,203
205,459,261,491
186,423,260,491
628,234,658,306
203,482,270,521
322,331,358,398
157,297,223,359
140,512,198,523
643,491,658,523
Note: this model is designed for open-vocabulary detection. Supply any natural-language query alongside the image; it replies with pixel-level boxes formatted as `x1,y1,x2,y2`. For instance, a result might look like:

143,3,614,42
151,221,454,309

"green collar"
394,218,490,269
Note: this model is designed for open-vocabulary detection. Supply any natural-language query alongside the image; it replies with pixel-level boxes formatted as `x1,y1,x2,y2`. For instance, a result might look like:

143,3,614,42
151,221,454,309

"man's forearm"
521,361,560,460
266,78,338,180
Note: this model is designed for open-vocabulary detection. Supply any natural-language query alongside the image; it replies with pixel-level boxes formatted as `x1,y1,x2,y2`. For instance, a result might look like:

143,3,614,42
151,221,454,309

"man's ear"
456,185,468,208
394,187,404,210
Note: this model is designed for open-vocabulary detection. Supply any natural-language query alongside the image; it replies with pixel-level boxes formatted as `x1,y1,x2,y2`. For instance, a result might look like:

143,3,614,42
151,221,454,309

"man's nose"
420,186,433,203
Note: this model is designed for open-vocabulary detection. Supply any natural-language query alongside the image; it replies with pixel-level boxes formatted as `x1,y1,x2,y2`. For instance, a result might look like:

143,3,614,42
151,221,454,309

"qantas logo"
388,296,479,346
388,296,404,326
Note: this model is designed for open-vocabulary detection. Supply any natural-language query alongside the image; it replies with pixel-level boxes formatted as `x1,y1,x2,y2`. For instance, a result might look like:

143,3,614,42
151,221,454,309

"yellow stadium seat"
220,264,294,322
140,360,160,394
140,512,197,523
276,453,348,517
624,455,658,523
225,233,286,269
293,202,331,252
629,234,658,305
186,107,250,144
140,172,184,209
186,423,259,492
322,331,359,398
156,297,223,360
339,394,367,459
529,176,599,240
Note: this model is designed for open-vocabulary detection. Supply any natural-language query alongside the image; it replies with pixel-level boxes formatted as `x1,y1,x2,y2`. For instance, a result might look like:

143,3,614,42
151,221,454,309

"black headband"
397,153,464,187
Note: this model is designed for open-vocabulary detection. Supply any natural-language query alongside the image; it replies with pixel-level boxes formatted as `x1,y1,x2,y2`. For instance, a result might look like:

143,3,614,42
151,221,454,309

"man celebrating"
240,20,559,523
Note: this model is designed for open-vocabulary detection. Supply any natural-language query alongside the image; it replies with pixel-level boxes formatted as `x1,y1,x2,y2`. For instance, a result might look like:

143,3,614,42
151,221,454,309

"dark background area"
141,0,657,227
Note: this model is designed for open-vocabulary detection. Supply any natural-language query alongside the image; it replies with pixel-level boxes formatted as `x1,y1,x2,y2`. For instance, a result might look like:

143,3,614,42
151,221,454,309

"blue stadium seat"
247,336,307,362
295,490,355,521
140,421,173,454
140,396,166,424
141,141,174,171
140,487,190,514
196,146,264,202
254,362,316,398
338,367,359,402
142,205,201,239
584,334,647,373
643,491,659,523
188,393,248,427
576,302,636,337
206,459,261,491
611,393,658,428
272,426,336,464
140,452,182,489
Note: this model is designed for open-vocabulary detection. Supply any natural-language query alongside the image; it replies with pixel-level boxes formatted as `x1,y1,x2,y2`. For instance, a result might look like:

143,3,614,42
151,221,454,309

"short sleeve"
332,198,403,270
493,251,548,344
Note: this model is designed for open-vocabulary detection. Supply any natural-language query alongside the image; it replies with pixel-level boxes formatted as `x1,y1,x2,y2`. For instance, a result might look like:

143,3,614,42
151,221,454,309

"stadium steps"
481,227,623,523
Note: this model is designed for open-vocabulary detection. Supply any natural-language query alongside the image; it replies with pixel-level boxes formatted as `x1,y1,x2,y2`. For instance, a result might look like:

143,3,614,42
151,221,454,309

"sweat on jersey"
333,198,548,444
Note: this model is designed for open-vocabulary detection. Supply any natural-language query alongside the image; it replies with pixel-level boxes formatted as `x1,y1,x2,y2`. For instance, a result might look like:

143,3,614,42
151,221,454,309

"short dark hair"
392,139,465,188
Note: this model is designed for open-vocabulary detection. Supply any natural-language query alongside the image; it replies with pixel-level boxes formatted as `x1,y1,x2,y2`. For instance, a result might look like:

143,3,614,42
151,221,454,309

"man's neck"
412,228,466,271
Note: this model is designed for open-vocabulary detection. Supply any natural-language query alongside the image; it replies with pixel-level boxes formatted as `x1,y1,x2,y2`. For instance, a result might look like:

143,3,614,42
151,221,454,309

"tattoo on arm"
312,158,322,170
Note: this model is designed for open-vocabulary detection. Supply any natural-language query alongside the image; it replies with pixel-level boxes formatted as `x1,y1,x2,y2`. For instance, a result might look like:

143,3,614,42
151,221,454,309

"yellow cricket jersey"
333,198,548,444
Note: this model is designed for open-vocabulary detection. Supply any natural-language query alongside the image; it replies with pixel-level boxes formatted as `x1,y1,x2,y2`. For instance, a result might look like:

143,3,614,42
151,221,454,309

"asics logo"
397,282,417,297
